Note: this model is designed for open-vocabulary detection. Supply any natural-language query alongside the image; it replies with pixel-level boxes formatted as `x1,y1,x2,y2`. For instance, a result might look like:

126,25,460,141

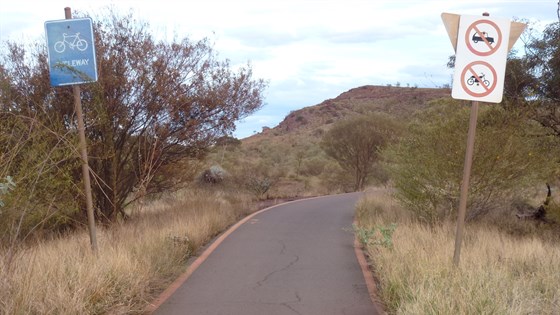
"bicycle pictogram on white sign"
54,32,88,53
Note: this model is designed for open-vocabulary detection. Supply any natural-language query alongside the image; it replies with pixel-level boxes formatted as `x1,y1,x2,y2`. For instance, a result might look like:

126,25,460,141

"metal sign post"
45,7,98,254
453,100,479,266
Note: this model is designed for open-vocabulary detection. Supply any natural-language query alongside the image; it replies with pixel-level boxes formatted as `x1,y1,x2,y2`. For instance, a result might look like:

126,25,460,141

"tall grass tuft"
356,190,560,314
0,188,252,314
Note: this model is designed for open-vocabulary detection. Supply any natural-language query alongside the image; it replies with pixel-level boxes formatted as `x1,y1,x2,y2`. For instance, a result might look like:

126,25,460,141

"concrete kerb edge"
353,218,387,315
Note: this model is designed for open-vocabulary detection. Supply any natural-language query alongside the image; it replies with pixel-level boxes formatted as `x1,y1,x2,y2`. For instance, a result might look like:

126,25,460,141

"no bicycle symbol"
460,61,497,97
465,19,503,57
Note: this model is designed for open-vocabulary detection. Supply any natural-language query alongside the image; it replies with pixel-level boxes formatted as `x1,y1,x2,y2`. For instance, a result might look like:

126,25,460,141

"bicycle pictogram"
54,32,88,53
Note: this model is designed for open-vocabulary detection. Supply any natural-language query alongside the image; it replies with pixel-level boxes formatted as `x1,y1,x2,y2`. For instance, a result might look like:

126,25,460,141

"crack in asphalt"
253,241,302,313
253,254,300,289
281,302,302,315
281,291,303,315
279,240,287,255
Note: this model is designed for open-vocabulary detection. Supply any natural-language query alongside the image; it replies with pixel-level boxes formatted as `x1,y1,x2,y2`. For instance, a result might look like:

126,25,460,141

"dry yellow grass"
0,188,252,314
357,190,560,314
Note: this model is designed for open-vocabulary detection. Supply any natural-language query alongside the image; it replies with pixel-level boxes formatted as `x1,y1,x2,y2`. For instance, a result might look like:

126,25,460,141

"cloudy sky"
1,1,557,138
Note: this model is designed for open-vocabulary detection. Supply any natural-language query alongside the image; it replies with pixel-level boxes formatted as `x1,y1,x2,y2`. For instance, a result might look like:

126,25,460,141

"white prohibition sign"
460,60,497,98
451,15,510,103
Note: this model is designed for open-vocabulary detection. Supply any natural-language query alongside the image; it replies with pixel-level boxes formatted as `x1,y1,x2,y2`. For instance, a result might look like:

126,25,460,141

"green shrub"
547,200,560,224
321,114,403,191
0,176,15,207
0,114,81,242
245,176,273,198
319,161,354,193
384,101,560,223
300,157,327,176
198,165,228,185
353,223,397,249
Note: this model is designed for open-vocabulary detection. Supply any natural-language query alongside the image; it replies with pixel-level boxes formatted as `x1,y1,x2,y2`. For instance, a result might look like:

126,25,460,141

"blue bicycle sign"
54,32,88,53
45,18,97,86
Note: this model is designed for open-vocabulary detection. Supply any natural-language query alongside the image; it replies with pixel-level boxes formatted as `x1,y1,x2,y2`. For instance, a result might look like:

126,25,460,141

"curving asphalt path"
152,192,379,315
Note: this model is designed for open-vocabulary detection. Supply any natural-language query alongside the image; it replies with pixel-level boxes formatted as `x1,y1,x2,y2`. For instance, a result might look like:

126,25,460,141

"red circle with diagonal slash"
465,19,502,57
460,61,497,97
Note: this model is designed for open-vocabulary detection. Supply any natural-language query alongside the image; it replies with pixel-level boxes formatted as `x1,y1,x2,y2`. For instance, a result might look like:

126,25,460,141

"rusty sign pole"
452,12,489,267
65,7,98,254
453,100,479,266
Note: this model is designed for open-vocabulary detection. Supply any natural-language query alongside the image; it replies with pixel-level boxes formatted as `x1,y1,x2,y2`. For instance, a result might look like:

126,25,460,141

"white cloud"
0,0,556,138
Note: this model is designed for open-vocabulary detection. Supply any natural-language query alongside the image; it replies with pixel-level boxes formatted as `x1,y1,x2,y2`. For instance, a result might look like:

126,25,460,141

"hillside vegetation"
207,85,451,197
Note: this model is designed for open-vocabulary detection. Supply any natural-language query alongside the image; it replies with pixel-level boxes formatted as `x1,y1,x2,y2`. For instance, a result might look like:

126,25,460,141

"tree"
384,100,560,223
294,150,305,176
0,42,83,241
87,12,266,221
454,21,560,136
321,114,401,191
522,21,560,135
0,10,266,226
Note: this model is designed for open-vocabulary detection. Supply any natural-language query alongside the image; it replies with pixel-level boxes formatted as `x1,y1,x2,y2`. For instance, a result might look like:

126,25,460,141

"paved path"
153,193,379,315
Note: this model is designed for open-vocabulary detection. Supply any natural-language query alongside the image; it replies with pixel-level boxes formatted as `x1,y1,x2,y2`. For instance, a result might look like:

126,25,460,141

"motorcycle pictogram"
466,73,490,87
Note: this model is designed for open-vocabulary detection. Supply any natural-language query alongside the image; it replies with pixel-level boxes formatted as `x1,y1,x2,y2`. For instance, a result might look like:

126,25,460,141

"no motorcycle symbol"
460,61,497,97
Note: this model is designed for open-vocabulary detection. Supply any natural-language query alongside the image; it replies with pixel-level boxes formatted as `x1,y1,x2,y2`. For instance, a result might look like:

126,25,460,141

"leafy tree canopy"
384,100,560,223
0,9,266,228
321,114,402,191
